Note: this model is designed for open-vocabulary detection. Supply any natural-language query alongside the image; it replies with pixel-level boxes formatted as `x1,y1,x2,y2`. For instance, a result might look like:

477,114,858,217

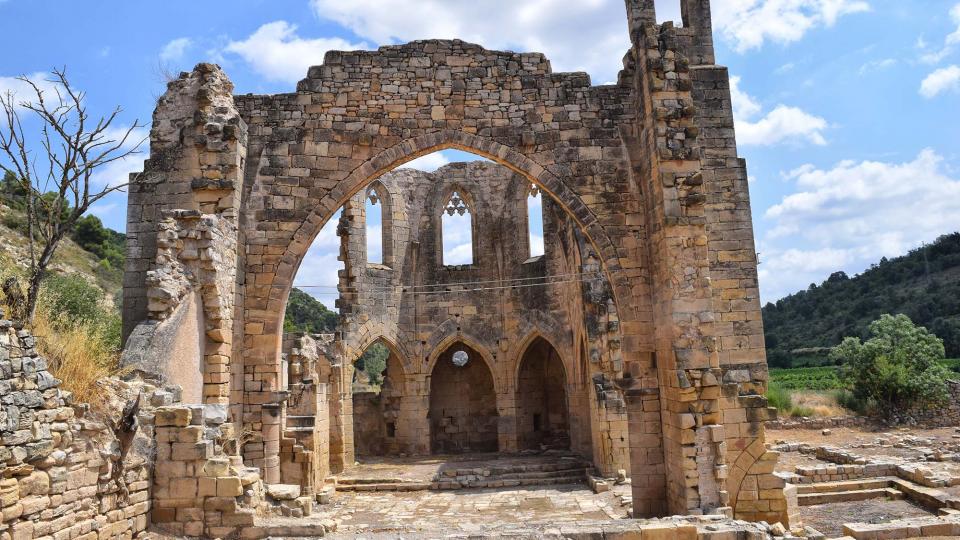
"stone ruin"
107,0,802,536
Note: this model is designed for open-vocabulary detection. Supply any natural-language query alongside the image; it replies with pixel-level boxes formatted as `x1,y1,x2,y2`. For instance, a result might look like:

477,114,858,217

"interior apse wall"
429,346,499,454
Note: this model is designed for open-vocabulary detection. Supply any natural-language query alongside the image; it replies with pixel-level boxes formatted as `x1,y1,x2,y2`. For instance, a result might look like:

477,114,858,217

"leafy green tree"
0,170,26,210
832,314,950,418
71,215,125,271
357,342,389,386
283,288,339,333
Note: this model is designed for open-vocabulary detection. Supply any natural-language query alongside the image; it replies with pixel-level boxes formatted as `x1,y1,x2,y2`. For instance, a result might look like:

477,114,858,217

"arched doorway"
516,337,570,450
352,338,406,457
429,342,498,454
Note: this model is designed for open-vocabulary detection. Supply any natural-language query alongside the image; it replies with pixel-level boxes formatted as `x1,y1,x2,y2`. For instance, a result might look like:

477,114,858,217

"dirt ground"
801,499,933,538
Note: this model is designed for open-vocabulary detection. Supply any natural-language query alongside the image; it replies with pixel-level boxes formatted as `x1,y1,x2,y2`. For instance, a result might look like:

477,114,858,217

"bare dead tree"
0,68,145,324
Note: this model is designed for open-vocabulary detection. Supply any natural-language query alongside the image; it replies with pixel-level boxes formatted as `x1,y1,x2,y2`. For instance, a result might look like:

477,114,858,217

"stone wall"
329,162,630,472
0,321,154,540
123,0,787,524
894,380,960,427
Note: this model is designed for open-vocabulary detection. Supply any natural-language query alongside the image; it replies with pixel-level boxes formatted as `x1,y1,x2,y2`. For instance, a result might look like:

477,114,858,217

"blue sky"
2,0,958,308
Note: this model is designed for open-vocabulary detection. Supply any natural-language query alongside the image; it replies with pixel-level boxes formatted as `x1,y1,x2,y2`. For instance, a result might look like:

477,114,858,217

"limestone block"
155,407,192,427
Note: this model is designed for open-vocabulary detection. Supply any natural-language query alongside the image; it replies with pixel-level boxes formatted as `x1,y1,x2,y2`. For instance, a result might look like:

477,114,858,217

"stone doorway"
429,342,499,454
352,339,405,457
517,337,570,450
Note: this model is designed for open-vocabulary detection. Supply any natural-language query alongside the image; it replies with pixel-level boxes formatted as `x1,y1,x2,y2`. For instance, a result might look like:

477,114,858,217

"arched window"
527,183,544,258
441,189,473,266
365,185,389,266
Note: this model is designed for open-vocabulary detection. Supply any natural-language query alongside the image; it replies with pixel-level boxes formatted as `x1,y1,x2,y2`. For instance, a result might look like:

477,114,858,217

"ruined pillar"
123,64,245,407
681,0,716,65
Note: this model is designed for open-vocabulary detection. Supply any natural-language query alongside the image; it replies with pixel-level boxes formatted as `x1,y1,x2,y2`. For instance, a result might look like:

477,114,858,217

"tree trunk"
24,232,64,325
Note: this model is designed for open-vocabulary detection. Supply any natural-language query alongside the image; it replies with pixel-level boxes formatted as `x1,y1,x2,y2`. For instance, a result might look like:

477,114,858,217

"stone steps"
432,471,589,490
429,457,592,490
333,458,592,492
796,478,891,494
798,487,903,506
336,481,432,492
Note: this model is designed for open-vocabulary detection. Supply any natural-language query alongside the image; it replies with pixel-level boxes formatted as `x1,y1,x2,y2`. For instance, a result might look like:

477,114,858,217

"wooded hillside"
762,232,960,367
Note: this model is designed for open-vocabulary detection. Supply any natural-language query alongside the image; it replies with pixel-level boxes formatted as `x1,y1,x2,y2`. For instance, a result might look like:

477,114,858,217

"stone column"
624,20,730,516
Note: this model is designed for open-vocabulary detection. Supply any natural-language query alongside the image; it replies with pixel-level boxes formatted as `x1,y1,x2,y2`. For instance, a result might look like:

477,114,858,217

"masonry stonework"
122,0,788,526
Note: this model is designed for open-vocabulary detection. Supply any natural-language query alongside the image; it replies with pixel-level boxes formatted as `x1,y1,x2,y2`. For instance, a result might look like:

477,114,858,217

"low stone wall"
893,380,960,427
773,443,960,489
0,320,156,540
766,415,870,430
150,405,266,537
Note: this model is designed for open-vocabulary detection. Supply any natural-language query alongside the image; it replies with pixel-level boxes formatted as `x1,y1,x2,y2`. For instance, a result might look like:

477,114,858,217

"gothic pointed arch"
364,180,393,267
439,184,476,266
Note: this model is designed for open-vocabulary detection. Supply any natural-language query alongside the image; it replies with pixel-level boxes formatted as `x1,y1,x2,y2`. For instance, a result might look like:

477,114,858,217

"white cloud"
737,105,828,146
774,62,796,74
758,149,960,300
529,234,544,258
442,212,473,265
365,223,383,263
858,58,895,75
87,126,149,189
310,0,631,83
160,38,192,62
88,202,119,219
918,3,960,64
729,76,763,119
711,0,870,53
950,3,960,45
920,65,960,98
0,72,60,111
401,153,450,172
308,0,863,81
730,76,828,146
224,21,368,84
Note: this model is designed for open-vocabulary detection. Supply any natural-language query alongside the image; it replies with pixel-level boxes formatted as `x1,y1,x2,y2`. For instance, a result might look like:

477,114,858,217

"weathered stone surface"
121,0,785,527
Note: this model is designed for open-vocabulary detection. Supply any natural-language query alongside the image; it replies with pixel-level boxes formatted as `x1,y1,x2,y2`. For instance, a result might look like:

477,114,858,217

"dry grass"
30,305,125,407
791,391,850,417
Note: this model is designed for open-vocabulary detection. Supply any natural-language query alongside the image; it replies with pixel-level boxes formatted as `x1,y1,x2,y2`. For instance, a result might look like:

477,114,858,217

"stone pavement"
296,485,630,538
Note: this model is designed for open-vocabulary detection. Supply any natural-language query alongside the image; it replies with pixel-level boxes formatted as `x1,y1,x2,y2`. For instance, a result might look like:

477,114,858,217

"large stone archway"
123,0,788,524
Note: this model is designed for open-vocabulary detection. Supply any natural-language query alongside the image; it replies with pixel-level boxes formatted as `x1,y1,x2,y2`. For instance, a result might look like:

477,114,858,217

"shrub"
42,274,103,326
39,273,121,352
833,314,950,419
31,305,123,405
833,389,869,415
766,381,793,415
0,272,122,405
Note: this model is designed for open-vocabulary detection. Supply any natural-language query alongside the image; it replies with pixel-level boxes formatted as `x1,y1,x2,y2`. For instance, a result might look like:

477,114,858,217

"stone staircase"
797,478,903,506
335,477,432,492
335,456,593,492
431,456,592,490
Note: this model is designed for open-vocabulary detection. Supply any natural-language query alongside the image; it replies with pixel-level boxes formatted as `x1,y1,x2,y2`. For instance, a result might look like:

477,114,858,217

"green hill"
762,232,960,368
283,287,339,333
